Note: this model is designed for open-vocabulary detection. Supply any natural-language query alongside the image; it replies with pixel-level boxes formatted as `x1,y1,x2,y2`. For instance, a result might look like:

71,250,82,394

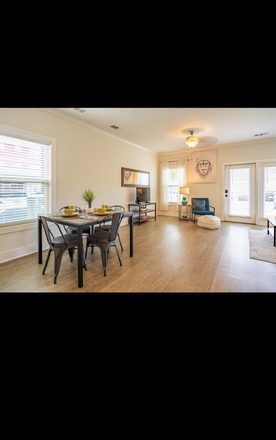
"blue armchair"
191,198,215,223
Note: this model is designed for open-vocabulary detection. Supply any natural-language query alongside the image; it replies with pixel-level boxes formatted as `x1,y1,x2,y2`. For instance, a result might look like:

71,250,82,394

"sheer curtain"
160,161,169,211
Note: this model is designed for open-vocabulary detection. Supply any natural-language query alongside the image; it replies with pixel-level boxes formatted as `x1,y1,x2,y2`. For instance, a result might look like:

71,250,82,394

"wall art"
190,150,217,183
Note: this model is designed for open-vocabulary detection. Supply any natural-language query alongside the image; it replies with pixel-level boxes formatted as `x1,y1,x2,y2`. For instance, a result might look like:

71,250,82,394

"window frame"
260,161,276,221
0,123,56,234
168,161,178,205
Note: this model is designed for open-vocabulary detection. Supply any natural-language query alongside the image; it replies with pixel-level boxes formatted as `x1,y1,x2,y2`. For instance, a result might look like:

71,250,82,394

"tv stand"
128,202,156,225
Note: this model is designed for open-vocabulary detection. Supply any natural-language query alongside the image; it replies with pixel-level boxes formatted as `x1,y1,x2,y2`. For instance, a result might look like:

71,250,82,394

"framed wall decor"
121,167,150,187
190,150,217,183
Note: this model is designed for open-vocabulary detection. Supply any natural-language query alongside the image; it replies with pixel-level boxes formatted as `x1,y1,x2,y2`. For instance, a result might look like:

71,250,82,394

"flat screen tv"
136,187,150,203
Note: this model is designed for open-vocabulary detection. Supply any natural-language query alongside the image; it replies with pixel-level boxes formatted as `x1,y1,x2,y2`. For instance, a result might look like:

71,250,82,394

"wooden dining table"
38,211,134,288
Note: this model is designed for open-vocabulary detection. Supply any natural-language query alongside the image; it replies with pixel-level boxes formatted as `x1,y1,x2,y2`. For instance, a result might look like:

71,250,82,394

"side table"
178,204,190,221
267,217,276,247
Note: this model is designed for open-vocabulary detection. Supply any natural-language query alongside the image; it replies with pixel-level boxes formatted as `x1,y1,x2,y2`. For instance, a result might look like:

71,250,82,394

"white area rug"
248,229,276,264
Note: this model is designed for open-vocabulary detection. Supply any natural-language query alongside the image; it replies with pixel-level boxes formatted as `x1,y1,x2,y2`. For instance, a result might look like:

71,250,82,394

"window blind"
168,160,178,169
0,134,51,227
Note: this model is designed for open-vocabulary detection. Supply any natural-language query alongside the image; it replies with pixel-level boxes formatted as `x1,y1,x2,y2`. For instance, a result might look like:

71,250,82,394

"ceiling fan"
181,127,218,149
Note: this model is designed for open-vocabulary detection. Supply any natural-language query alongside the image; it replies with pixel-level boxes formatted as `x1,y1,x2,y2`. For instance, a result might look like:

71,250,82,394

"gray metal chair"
59,206,92,260
59,206,91,235
94,205,125,251
41,216,87,284
85,212,124,276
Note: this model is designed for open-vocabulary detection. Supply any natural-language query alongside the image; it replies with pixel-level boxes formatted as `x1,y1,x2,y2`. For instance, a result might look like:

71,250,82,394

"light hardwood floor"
1,215,276,293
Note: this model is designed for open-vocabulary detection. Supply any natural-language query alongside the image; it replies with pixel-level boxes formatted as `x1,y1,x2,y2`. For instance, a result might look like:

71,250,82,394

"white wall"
158,139,276,223
0,108,159,263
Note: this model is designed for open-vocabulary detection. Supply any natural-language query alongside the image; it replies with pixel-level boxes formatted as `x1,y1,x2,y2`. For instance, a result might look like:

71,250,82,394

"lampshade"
179,187,190,195
186,130,199,148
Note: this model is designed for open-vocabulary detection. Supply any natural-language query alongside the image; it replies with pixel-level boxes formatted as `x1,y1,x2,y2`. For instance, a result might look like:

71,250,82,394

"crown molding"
158,136,276,156
39,108,158,156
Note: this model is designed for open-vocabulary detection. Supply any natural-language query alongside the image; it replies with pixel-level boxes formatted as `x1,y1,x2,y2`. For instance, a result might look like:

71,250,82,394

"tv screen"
136,187,150,203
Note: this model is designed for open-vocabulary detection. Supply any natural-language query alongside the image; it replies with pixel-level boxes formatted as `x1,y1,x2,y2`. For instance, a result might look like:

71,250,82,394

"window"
168,161,178,203
0,133,52,227
263,165,276,219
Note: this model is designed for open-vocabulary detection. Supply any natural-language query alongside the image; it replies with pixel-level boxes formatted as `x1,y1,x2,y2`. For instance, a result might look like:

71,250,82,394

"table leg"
38,216,42,264
267,218,269,235
130,214,133,257
77,226,83,288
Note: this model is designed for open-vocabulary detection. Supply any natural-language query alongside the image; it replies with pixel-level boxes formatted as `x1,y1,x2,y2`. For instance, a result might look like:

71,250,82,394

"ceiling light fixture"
73,108,88,114
186,130,200,148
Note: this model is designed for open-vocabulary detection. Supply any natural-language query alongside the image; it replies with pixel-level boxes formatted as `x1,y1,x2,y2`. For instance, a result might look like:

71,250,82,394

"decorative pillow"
193,200,206,211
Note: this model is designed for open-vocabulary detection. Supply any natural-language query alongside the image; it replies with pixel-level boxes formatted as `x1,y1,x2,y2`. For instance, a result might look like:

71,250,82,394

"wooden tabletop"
46,211,133,225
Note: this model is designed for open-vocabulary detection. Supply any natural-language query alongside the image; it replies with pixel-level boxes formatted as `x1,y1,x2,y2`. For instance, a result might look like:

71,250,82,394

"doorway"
224,164,256,224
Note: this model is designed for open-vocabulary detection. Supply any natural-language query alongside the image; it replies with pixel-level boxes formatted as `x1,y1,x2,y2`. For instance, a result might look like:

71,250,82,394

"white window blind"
0,134,51,227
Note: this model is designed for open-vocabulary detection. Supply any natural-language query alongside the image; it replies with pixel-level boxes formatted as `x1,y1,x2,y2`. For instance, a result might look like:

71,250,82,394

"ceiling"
49,108,276,155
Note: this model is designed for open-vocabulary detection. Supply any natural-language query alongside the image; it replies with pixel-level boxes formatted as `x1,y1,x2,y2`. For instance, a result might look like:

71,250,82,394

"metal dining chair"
94,205,125,251
59,206,92,261
59,206,91,235
40,216,87,284
85,212,124,276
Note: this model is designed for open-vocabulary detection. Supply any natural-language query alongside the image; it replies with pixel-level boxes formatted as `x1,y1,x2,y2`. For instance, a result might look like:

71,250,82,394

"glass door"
262,165,276,219
224,164,256,224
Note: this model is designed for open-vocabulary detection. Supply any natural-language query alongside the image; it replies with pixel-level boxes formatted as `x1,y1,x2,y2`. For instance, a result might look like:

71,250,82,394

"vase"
87,204,93,214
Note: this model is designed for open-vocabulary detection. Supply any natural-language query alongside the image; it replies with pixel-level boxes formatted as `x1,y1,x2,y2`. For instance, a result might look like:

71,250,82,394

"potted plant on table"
79,189,98,214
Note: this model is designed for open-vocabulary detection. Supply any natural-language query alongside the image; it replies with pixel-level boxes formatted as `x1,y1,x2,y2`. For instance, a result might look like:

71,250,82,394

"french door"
224,164,256,224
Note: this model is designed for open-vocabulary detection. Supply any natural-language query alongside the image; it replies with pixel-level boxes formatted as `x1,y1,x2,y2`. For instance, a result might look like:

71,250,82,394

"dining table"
38,210,134,288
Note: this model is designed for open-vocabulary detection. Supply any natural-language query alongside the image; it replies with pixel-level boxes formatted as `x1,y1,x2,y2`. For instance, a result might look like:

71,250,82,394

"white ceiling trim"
158,136,276,156
39,108,158,156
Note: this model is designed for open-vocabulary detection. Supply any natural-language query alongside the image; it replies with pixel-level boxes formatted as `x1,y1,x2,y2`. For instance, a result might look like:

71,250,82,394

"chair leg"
68,247,74,262
53,248,64,284
99,244,108,276
42,248,52,274
82,246,87,271
114,241,123,266
117,231,123,251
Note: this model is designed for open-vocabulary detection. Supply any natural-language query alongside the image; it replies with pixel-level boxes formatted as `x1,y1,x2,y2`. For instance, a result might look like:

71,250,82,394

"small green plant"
79,189,98,208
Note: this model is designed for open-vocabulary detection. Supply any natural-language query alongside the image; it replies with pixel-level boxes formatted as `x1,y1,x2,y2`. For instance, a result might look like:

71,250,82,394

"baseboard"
0,241,49,264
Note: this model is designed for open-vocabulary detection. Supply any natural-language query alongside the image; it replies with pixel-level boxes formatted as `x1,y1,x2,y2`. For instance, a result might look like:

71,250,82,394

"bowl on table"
97,208,106,214
64,208,74,215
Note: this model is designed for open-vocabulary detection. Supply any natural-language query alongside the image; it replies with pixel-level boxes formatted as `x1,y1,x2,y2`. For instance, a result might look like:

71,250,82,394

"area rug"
248,229,276,264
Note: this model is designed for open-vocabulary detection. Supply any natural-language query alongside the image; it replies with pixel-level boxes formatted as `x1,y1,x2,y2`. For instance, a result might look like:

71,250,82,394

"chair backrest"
40,216,67,247
109,205,125,212
191,198,210,210
109,212,124,241
40,216,54,247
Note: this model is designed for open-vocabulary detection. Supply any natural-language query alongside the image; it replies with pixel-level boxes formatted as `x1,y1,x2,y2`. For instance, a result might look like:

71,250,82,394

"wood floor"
1,215,276,293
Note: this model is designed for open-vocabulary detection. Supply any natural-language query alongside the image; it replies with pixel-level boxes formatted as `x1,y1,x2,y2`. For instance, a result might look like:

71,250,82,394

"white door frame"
224,163,256,223
221,160,259,224
221,159,276,226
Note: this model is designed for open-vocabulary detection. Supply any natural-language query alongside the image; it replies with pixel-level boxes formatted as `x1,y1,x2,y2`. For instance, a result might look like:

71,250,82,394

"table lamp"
179,187,190,205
